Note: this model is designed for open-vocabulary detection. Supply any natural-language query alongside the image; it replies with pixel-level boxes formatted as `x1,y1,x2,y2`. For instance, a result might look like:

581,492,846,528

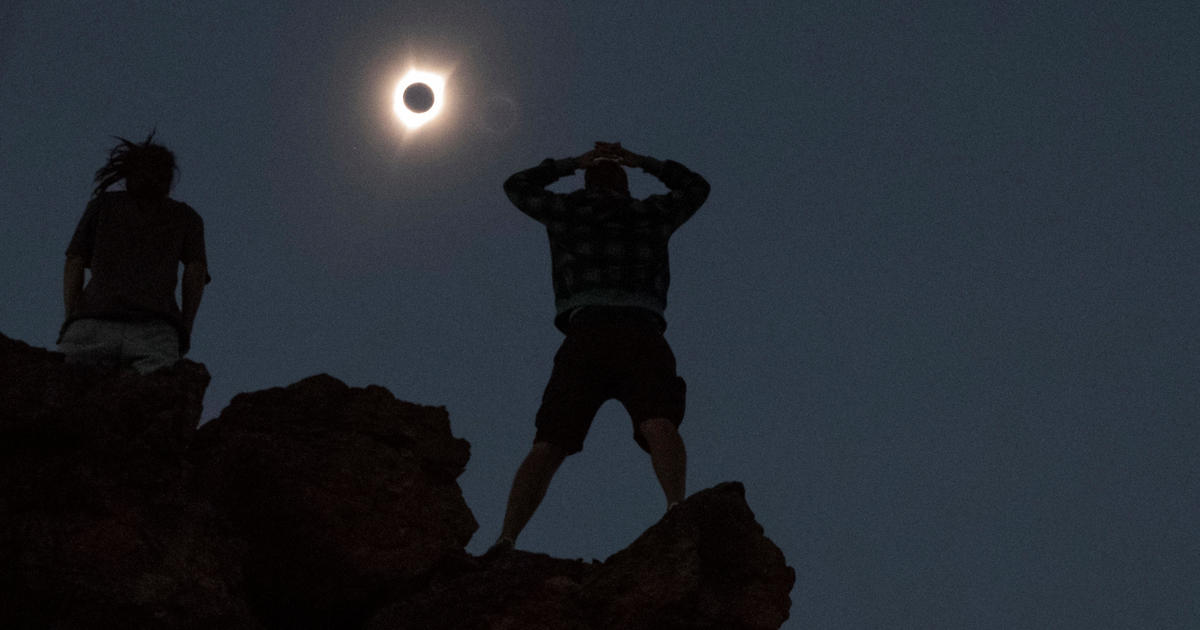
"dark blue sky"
2,3,1197,628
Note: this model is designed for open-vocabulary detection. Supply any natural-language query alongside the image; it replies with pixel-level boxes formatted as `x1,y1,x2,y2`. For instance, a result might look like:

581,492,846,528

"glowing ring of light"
393,69,446,129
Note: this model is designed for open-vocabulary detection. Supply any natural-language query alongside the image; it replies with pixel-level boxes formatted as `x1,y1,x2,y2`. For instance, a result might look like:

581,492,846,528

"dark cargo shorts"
534,308,687,454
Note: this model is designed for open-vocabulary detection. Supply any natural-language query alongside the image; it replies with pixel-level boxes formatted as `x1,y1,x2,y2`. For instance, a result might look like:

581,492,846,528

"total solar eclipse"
393,69,446,130
402,83,434,113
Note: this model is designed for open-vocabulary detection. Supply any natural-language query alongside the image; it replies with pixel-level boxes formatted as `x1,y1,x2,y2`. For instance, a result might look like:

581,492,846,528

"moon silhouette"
393,69,446,130
402,82,434,113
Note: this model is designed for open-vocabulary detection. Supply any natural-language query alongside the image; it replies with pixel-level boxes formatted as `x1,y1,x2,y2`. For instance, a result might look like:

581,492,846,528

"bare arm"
181,261,207,334
63,256,85,319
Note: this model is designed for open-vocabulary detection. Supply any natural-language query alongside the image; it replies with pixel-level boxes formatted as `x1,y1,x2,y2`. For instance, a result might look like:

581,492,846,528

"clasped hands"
575,142,645,169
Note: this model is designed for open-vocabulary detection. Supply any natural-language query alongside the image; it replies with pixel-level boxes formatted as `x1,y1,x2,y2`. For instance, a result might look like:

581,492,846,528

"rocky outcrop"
371,482,794,630
0,332,255,629
0,331,794,629
191,374,477,628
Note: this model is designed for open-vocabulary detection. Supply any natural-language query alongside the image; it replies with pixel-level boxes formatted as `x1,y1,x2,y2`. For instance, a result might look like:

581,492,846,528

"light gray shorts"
58,318,181,374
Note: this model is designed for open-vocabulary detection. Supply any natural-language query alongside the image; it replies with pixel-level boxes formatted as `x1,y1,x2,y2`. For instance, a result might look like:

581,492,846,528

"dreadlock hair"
92,130,178,200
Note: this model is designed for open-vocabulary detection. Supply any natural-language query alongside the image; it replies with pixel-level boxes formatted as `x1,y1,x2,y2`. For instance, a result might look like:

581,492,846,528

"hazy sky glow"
1,3,1197,628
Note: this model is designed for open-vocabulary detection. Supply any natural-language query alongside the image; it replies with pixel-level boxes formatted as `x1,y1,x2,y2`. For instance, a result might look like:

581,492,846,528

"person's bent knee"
530,440,570,463
638,417,679,442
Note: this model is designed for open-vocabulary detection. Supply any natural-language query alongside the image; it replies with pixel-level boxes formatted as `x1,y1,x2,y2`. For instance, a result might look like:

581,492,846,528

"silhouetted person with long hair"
58,132,209,373
491,142,710,553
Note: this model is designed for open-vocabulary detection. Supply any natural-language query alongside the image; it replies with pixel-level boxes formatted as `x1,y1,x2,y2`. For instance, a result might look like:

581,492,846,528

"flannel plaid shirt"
504,156,710,332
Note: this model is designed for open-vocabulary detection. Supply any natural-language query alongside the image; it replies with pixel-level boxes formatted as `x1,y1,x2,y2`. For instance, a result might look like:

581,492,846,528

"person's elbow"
689,177,711,207
503,173,524,195
65,255,86,275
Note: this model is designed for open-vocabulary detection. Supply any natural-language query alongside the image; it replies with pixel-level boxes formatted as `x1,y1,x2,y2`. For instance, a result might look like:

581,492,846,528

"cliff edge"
0,332,794,629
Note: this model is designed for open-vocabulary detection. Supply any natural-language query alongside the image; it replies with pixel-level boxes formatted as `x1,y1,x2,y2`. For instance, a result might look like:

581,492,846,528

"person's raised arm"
503,149,598,222
611,145,710,228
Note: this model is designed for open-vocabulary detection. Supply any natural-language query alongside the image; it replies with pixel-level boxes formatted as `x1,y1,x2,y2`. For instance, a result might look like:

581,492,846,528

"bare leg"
498,441,569,544
638,417,686,507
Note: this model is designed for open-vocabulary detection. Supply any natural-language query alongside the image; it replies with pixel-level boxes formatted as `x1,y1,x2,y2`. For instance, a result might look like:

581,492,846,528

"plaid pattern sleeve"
505,154,711,329
503,158,579,223
640,158,711,229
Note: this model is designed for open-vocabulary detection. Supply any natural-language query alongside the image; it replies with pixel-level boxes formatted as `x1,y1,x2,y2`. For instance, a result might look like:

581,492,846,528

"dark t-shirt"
61,191,208,351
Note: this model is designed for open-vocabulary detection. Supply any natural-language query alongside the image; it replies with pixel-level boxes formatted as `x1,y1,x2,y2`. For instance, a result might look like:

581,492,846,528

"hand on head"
593,141,644,168
576,142,645,169
575,148,601,169
593,141,621,157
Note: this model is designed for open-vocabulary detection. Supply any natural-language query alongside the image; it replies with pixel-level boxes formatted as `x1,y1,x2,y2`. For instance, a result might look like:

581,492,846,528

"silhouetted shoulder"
167,198,203,221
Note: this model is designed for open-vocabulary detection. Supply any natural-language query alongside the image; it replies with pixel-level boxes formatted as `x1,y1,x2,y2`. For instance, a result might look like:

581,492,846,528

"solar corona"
393,69,445,130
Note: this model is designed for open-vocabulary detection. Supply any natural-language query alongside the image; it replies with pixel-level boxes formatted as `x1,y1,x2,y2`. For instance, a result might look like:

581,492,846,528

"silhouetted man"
491,142,710,553
58,133,209,374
